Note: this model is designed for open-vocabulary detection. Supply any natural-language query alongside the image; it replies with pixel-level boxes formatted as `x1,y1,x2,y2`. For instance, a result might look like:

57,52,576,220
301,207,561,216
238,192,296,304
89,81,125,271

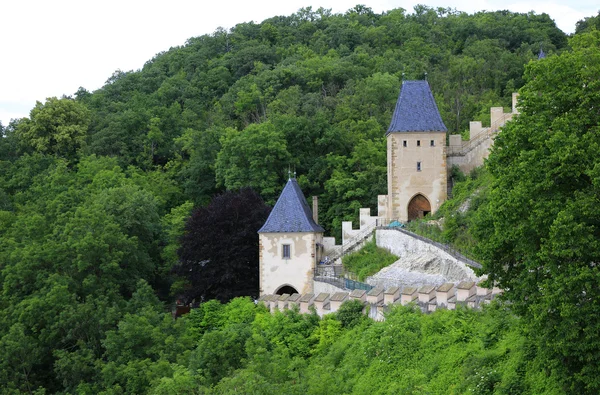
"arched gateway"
275,285,299,295
407,194,431,221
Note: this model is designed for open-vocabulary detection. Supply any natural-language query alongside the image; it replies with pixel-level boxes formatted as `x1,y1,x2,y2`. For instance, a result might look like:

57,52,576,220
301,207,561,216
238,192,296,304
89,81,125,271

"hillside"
0,5,599,393
62,6,566,236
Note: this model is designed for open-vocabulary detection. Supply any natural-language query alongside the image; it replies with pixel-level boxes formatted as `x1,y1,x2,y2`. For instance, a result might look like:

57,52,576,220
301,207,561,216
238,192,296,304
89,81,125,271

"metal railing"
314,216,483,293
326,221,377,262
344,278,373,291
313,275,346,290
314,265,345,278
376,225,482,269
313,266,374,292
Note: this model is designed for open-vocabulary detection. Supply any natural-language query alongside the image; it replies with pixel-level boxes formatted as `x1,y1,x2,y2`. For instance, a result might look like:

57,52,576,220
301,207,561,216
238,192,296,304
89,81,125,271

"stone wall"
447,97,517,174
313,280,346,294
259,282,502,321
386,132,447,222
375,228,480,284
447,135,495,174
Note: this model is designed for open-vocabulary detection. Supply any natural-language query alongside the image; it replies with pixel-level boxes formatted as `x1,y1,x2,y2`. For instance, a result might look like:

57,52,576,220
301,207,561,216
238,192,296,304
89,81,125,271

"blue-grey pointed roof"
538,49,546,59
258,178,324,233
386,80,447,134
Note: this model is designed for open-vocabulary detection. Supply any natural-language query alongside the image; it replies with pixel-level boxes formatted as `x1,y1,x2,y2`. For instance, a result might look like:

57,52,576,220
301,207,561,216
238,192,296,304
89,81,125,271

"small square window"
282,244,291,259
403,140,407,147
430,140,435,146
417,161,421,171
417,140,421,147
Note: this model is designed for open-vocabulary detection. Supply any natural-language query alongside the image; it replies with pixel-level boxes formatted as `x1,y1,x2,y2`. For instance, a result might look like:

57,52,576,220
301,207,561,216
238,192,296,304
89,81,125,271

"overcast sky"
0,0,597,126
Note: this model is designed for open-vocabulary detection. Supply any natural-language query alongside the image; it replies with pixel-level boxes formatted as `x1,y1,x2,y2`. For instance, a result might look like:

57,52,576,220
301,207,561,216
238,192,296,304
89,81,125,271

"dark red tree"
175,188,271,303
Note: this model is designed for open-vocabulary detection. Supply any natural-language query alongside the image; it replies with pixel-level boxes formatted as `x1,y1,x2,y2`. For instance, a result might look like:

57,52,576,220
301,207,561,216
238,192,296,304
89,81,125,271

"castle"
258,80,517,297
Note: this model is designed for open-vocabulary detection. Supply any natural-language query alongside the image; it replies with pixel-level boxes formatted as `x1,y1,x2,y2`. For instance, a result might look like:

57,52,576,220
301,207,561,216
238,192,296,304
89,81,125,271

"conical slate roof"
387,80,447,134
258,178,324,233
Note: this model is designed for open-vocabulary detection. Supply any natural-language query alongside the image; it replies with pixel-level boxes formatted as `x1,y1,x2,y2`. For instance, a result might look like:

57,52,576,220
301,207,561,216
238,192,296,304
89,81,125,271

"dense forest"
0,5,599,393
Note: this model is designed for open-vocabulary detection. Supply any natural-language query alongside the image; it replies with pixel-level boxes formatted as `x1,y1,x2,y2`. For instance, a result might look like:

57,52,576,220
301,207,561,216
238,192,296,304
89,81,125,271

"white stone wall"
259,232,322,295
313,281,346,294
375,229,479,284
259,282,501,318
342,208,379,244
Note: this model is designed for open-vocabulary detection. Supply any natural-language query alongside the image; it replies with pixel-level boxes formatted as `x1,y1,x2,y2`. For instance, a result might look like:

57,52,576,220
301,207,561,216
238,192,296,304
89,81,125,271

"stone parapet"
259,283,502,318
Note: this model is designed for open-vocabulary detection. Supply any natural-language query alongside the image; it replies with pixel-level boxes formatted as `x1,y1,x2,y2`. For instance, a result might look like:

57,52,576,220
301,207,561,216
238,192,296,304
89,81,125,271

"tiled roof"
437,283,454,292
387,80,447,134
258,178,324,233
419,285,436,294
287,293,301,302
384,286,400,295
457,281,476,290
402,287,417,295
314,292,330,303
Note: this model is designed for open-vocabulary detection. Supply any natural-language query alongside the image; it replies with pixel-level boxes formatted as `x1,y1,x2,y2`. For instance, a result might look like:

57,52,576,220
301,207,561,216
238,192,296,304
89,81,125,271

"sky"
0,0,597,127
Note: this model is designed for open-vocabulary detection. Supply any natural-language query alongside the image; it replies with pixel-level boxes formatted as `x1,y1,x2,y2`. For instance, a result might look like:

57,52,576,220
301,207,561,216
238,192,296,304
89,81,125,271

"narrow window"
430,140,435,146
403,140,407,147
417,161,421,171
417,140,421,147
282,244,291,259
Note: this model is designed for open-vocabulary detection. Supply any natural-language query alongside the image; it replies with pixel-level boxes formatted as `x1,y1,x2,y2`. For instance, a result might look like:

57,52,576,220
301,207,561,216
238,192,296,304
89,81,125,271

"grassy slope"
342,237,399,281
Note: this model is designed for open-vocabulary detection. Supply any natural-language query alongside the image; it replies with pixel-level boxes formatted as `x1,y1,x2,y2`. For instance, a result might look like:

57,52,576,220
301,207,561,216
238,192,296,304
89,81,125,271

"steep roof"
386,80,447,134
258,178,324,233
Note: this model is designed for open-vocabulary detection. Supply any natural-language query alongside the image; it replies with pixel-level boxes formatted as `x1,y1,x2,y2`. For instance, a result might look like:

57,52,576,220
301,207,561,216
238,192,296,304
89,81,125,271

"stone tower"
385,80,448,222
258,178,324,296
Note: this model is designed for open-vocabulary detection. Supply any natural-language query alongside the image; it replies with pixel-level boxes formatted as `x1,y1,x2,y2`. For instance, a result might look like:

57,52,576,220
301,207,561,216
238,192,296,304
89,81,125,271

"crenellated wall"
259,282,502,321
447,94,518,174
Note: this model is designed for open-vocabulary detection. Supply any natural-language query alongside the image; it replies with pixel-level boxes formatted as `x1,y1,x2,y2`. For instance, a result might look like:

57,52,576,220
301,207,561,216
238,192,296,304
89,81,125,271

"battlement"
447,93,518,174
258,282,502,321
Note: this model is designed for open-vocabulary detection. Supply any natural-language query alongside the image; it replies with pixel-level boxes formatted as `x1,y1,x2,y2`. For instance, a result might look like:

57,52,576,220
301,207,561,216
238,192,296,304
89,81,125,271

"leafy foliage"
174,188,271,302
16,97,90,160
76,5,567,233
407,166,492,259
0,4,595,393
473,31,600,392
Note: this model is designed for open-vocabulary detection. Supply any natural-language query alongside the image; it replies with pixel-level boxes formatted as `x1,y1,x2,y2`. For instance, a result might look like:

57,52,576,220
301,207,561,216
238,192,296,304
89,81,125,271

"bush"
336,299,366,329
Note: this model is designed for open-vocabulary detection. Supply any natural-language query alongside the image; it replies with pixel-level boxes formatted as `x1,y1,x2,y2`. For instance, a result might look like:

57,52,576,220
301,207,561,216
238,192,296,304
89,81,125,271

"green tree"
215,122,290,203
474,31,600,392
16,97,90,159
